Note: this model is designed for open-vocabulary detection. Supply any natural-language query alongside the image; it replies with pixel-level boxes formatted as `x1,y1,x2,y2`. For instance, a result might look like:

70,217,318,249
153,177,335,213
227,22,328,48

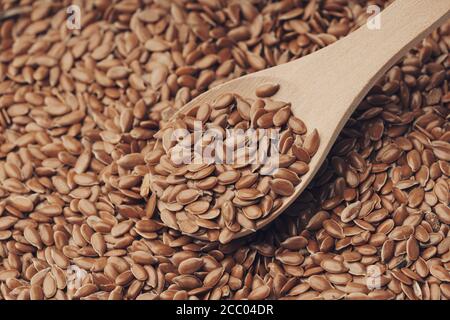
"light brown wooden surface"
170,0,450,240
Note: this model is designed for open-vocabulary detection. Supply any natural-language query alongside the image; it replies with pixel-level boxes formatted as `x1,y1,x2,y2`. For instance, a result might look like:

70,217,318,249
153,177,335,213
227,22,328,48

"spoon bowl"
164,74,327,240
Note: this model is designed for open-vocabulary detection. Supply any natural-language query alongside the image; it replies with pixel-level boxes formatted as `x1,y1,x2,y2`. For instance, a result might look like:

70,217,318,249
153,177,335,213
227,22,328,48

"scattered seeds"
0,0,448,302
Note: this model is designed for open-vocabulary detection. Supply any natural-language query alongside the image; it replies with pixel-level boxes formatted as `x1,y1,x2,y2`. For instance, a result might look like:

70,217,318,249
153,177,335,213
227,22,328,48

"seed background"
0,0,449,300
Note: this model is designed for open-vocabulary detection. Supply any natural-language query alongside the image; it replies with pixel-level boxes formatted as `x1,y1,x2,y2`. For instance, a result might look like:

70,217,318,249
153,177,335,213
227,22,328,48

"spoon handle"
285,0,450,133
334,0,450,96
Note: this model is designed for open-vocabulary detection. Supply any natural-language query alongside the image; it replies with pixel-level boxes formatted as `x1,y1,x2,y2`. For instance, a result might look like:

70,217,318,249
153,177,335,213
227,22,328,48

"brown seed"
213,93,235,109
321,259,348,273
91,232,106,256
218,170,241,185
185,201,210,215
381,239,394,263
435,204,450,224
276,252,304,265
323,219,344,239
264,100,288,112
288,116,307,134
130,251,157,265
117,153,145,169
145,38,170,51
203,267,224,288
255,83,280,98
303,129,320,156
30,285,44,300
273,107,291,127
196,103,212,123
236,189,264,201
309,275,332,292
196,177,218,190
281,236,308,250
178,258,204,274
235,174,258,189
236,97,251,120
0,270,19,281
389,226,414,241
408,187,424,208
176,189,201,205
136,220,162,232
178,219,200,234
24,227,42,249
273,168,300,185
248,285,271,300
430,265,450,282
256,112,274,128
270,179,294,196
406,236,419,261
43,273,57,298
74,284,98,299
242,205,263,220
8,195,34,212
78,199,97,216
111,220,134,237
340,201,361,223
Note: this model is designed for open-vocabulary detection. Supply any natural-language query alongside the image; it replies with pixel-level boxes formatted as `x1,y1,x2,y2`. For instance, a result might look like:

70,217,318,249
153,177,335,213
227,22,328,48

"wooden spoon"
164,0,450,241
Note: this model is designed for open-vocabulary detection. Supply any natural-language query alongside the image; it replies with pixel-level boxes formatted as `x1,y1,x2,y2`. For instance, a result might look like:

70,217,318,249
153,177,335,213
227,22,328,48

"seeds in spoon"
176,189,202,205
270,179,295,196
242,205,263,220
273,106,291,127
236,189,265,201
146,84,319,243
255,83,280,98
218,170,241,185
